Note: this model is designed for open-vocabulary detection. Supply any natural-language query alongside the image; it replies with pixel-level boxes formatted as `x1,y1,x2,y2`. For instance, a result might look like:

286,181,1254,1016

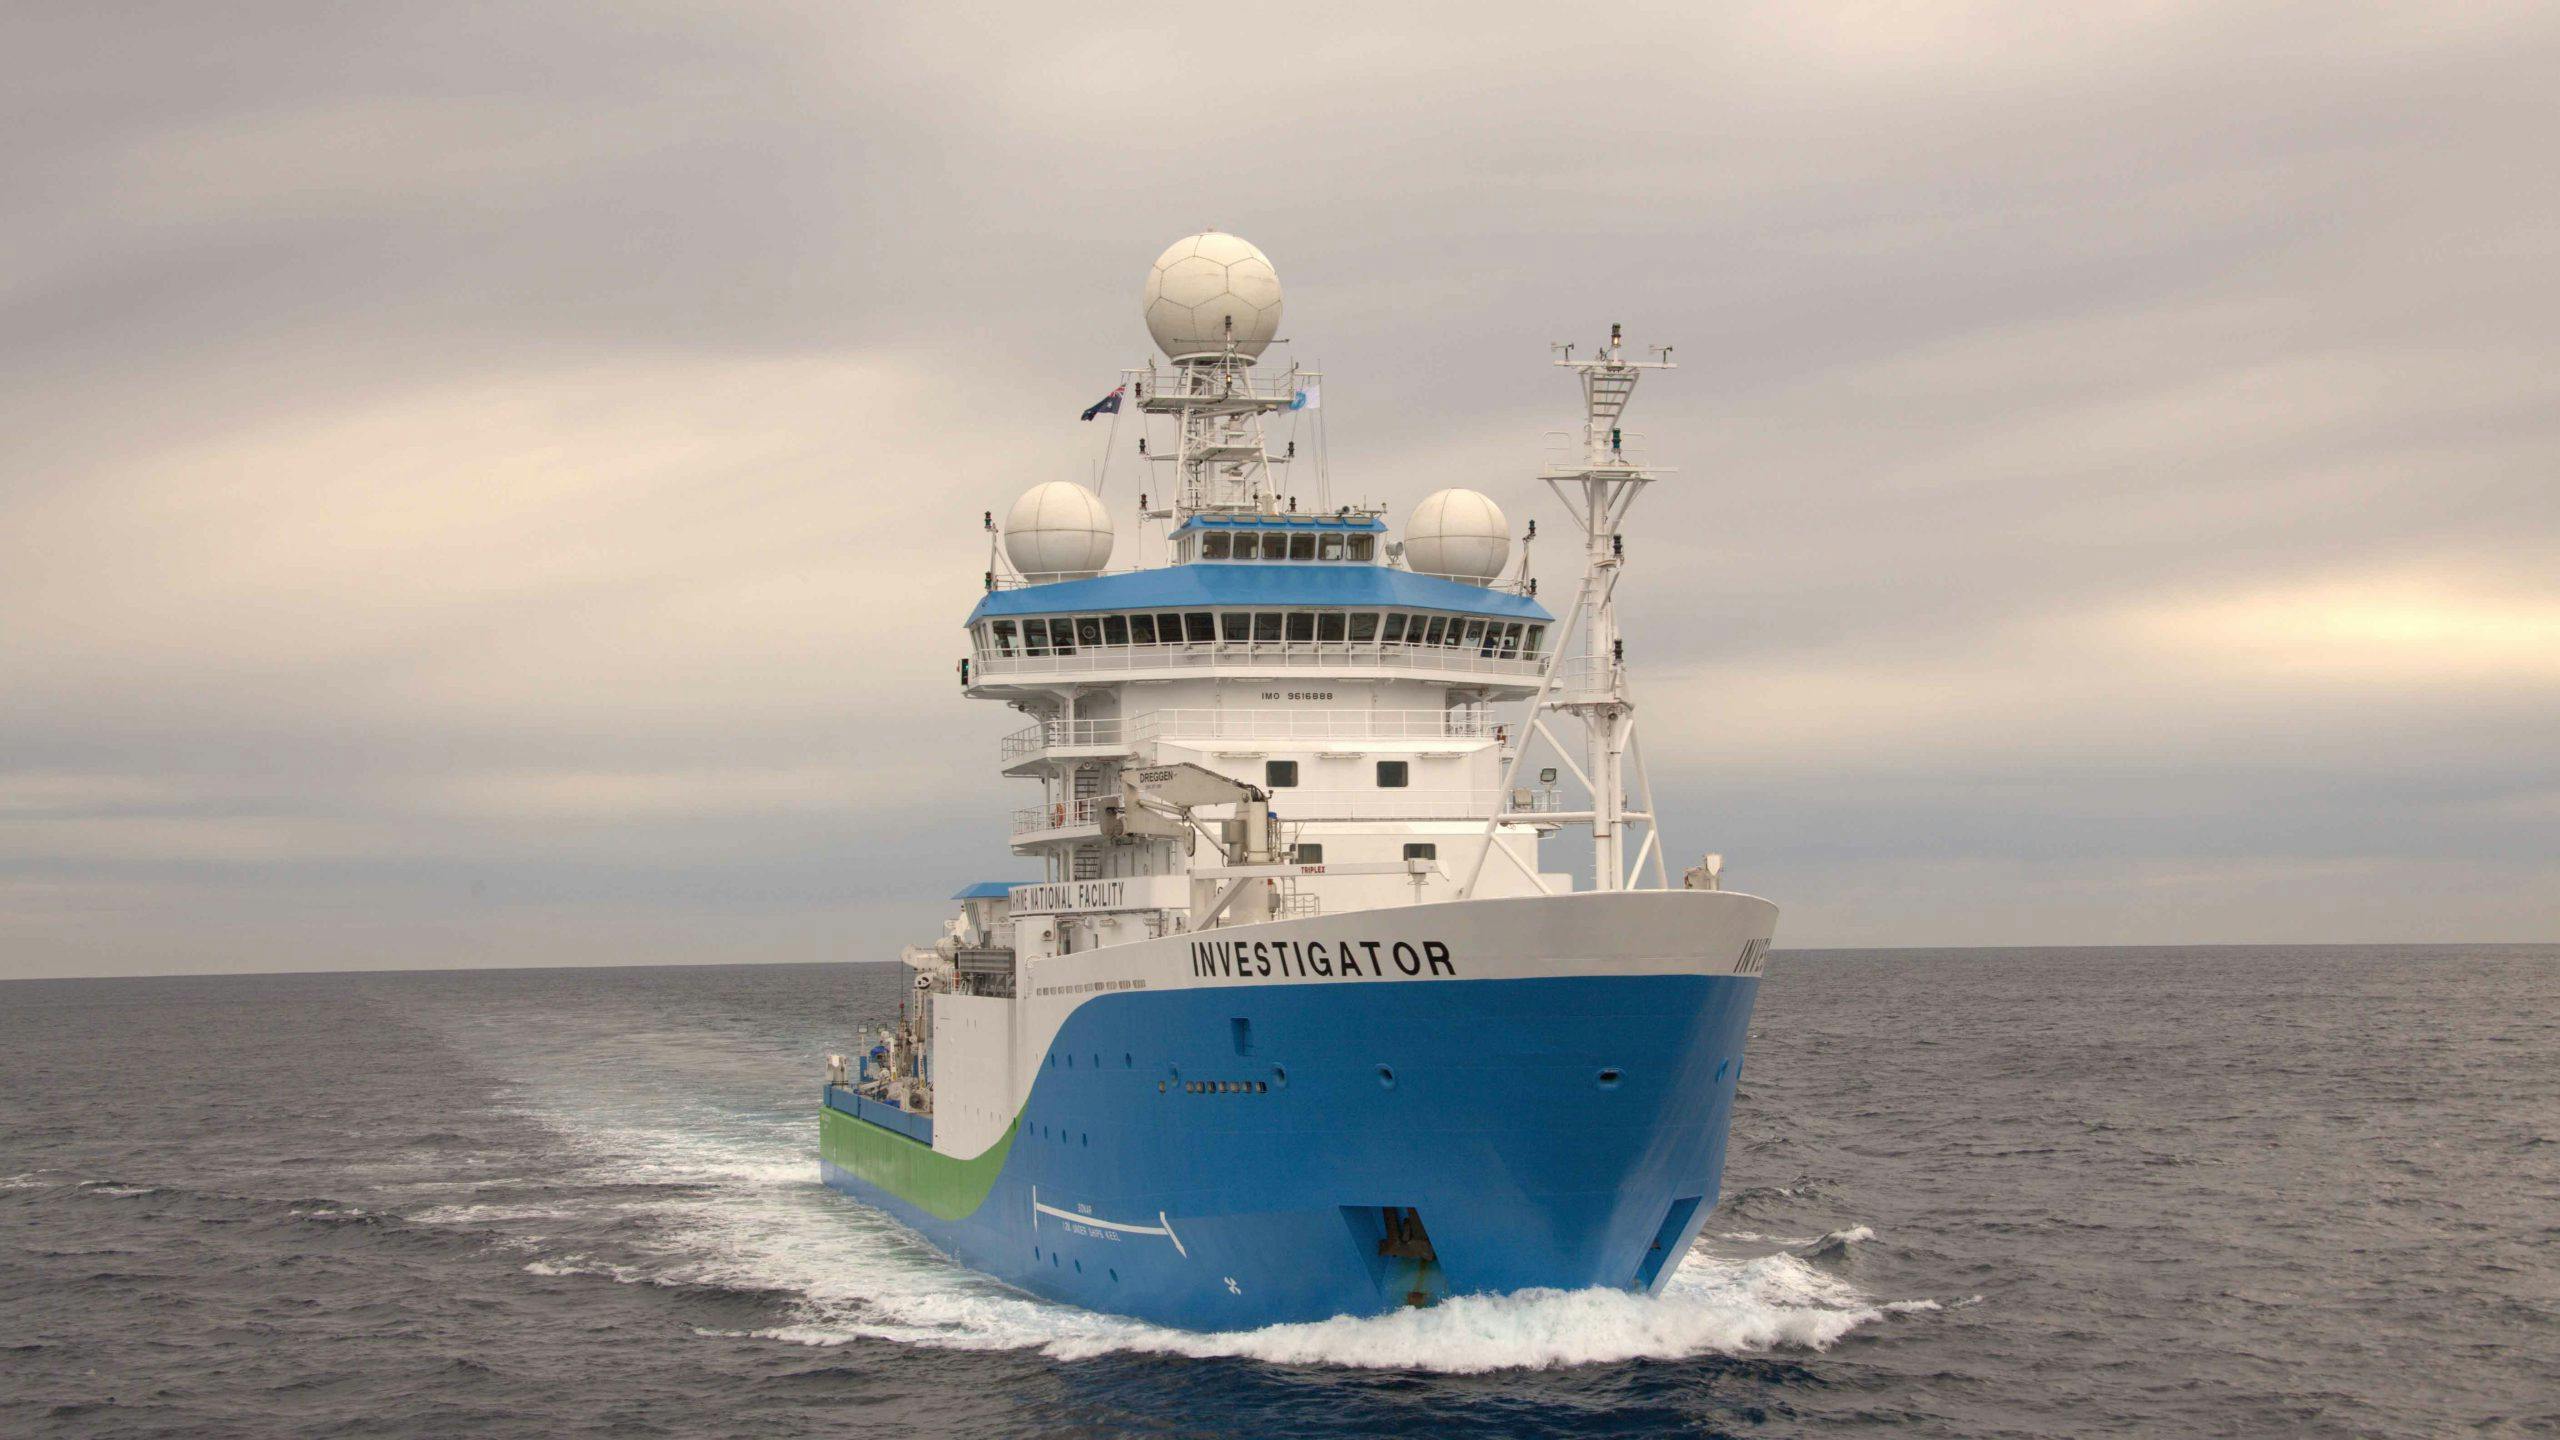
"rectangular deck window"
1129,615,1156,645
1220,612,1250,642
1260,533,1289,560
1348,535,1375,561
1102,615,1129,646
1403,843,1437,861
1285,611,1315,643
1318,534,1344,561
1421,616,1448,646
992,620,1018,656
1202,532,1231,559
1294,843,1325,863
1382,613,1408,644
1317,612,1346,643
1462,618,1488,652
1253,611,1284,643
1348,612,1379,644
1289,533,1316,561
1021,618,1049,655
1266,760,1299,788
1076,617,1104,647
1523,625,1545,657
1376,761,1409,788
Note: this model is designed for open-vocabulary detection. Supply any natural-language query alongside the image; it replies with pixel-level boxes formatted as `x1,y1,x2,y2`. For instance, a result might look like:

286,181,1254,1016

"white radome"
1004,481,1115,580
1143,231,1283,362
1403,488,1511,583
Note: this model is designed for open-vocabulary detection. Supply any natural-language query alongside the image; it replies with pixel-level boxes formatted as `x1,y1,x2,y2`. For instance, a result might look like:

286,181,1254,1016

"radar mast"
1463,324,1676,896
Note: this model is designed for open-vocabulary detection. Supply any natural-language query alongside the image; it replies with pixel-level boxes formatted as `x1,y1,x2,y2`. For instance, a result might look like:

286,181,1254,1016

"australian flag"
1080,384,1125,421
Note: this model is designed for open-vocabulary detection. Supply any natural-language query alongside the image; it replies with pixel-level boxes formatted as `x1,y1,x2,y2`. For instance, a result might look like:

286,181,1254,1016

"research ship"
820,232,1776,1330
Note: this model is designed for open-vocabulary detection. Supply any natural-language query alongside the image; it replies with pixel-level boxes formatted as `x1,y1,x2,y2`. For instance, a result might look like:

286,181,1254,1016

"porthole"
1376,1065,1397,1090
1271,1065,1289,1087
1597,1068,1624,1090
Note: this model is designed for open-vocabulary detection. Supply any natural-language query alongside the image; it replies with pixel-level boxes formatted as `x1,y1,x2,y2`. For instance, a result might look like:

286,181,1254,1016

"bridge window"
1185,612,1216,642
1289,533,1316,561
1499,622,1521,656
1022,618,1050,654
1377,761,1409,788
1382,613,1408,644
1103,615,1129,646
1220,611,1250,642
1403,843,1438,861
1349,535,1375,561
1260,532,1289,561
1319,533,1344,561
1524,625,1545,657
1202,532,1231,560
1129,614,1156,645
1252,611,1284,643
1294,842,1324,863
1317,612,1346,643
992,620,1018,656
1285,611,1314,643
1421,616,1448,646
1076,617,1104,647
1461,618,1486,652
1266,760,1299,788
1348,612,1378,644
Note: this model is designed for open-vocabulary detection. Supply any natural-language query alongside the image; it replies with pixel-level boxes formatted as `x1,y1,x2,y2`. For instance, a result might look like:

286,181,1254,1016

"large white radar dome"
1004,482,1114,581
1403,489,1511,584
1144,231,1283,362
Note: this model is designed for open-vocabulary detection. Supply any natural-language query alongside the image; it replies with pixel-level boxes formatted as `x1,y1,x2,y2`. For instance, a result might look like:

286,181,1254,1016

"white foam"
1811,1225,1876,1248
410,1202,581,1226
490,1060,1922,1373
79,1183,158,1198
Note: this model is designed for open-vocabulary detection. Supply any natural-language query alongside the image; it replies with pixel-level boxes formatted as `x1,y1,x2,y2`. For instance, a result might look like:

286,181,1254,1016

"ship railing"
1268,789,1567,822
1010,796,1105,836
1546,654,1622,698
975,643,1545,682
1136,708,1494,743
1000,708,1500,763
999,717,1130,760
1121,365,1312,407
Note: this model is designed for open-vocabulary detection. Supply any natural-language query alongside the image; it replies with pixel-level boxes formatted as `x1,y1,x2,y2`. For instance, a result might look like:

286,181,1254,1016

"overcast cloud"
4,3,2555,977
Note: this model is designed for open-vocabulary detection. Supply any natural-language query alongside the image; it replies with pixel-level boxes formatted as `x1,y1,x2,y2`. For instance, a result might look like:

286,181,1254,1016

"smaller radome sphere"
1403,489,1511,583
1144,231,1283,362
1004,482,1114,580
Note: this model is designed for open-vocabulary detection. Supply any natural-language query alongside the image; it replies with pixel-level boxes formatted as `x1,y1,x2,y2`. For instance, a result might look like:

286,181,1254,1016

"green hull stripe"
819,1104,1016,1221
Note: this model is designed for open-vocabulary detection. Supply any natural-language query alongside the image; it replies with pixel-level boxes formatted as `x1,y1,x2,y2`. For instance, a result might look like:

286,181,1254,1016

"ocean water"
3,946,2554,1438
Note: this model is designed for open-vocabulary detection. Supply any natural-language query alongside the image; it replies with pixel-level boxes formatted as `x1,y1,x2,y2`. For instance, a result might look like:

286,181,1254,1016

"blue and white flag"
1081,385,1125,421
1289,381,1321,412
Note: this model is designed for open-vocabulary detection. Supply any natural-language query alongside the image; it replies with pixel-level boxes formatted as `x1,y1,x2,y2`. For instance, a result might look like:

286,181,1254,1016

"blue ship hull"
820,971,1759,1330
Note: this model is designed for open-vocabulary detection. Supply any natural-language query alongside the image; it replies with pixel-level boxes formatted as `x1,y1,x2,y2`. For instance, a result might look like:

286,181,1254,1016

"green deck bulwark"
820,1102,1015,1221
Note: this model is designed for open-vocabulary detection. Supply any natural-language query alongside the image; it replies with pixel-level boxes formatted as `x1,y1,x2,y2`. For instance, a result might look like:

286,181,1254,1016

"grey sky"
4,3,2555,978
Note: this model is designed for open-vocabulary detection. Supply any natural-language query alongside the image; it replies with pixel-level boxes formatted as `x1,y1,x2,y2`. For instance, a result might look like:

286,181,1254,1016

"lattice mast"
1130,340,1302,522
1554,325,1674,890
1462,324,1676,897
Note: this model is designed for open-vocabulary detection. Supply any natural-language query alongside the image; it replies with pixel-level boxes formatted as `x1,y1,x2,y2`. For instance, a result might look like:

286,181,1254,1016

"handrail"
999,708,1502,763
1009,797,1105,835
